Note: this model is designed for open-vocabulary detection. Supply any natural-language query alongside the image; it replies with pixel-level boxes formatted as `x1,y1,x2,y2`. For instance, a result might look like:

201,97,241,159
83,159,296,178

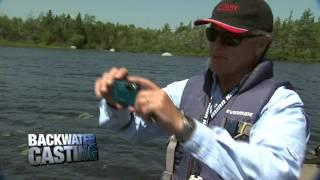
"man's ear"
255,36,272,57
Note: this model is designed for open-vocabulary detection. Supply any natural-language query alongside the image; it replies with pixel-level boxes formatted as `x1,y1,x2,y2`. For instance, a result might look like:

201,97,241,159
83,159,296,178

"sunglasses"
206,28,263,46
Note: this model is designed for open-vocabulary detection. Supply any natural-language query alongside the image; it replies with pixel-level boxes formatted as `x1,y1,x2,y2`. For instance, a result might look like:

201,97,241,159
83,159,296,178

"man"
95,0,309,179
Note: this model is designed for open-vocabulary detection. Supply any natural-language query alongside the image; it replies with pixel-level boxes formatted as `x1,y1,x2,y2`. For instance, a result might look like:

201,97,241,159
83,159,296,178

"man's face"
207,29,262,77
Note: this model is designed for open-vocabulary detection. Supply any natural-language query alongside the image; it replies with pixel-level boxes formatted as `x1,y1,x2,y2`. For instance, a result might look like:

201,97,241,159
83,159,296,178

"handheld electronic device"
111,80,140,106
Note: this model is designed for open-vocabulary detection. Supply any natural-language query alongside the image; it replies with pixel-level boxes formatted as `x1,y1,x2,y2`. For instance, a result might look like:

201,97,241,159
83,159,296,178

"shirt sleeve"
98,79,188,143
183,86,309,179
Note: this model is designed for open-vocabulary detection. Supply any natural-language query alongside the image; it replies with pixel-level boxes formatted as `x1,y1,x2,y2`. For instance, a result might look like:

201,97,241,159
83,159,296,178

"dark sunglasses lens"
221,34,242,46
206,28,242,46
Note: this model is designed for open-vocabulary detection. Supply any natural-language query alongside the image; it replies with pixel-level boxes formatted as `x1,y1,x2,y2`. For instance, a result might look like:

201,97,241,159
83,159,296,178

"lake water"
0,47,319,179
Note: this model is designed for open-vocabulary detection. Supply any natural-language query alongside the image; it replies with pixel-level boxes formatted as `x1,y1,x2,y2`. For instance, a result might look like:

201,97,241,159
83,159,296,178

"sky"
0,0,319,29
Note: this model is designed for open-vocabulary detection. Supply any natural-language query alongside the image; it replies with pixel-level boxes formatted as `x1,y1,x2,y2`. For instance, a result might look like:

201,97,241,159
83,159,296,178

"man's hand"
94,67,128,109
128,76,184,135
94,68,185,136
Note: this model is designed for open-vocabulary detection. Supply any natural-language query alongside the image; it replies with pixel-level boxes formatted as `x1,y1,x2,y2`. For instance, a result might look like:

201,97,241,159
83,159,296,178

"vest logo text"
226,109,253,117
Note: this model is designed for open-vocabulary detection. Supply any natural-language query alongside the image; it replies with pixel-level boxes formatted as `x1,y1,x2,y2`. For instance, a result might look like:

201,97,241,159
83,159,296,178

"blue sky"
0,0,319,29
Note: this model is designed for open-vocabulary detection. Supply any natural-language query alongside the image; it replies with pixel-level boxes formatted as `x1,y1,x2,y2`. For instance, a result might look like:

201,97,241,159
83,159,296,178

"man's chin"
210,65,230,76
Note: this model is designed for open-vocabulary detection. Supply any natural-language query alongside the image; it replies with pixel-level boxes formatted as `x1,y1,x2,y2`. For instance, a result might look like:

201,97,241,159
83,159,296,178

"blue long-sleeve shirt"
99,79,309,179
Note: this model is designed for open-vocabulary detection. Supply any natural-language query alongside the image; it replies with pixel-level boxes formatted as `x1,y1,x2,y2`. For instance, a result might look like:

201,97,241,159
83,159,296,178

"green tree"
0,9,319,61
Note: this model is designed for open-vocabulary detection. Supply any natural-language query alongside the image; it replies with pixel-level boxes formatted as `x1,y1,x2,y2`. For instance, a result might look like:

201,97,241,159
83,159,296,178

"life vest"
162,60,293,180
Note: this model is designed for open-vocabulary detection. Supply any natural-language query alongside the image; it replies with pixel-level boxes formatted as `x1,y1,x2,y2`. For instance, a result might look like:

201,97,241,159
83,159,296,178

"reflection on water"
0,47,319,179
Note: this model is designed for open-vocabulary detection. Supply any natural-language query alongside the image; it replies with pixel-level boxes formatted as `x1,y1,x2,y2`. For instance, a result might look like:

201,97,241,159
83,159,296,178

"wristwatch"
176,113,196,143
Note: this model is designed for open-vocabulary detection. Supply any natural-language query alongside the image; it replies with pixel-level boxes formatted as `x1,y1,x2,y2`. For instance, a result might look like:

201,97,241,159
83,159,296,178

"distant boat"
70,45,77,49
109,48,116,52
161,52,173,56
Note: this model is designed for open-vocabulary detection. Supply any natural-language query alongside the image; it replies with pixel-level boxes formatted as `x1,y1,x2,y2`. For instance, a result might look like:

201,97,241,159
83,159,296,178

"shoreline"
0,42,319,63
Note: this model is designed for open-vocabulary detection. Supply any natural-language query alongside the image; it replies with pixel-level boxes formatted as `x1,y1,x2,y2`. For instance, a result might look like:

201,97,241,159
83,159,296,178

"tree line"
0,9,319,62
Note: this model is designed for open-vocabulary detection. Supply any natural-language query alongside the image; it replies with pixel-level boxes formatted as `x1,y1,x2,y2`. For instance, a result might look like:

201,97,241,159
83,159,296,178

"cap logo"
217,3,240,12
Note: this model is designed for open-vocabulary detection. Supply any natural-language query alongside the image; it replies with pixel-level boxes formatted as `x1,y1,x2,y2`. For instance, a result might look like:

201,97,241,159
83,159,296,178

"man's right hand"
94,67,128,109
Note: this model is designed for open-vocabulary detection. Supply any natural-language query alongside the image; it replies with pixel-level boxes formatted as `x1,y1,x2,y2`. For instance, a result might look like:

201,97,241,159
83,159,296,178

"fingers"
94,67,128,100
101,67,126,92
115,67,128,79
94,78,103,98
94,67,160,115
133,91,155,123
127,76,159,90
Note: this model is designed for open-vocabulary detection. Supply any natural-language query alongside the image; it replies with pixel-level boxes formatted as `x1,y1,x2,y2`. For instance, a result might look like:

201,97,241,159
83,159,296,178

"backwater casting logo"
28,134,98,166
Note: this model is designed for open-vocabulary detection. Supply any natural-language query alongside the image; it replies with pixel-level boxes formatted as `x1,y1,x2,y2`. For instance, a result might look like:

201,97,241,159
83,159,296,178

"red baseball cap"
194,0,273,34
